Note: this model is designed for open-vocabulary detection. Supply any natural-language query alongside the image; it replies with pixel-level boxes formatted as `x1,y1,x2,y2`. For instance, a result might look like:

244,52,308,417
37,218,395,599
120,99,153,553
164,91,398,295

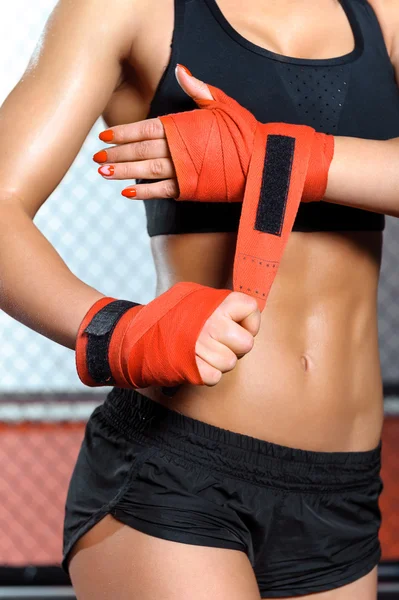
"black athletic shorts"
63,386,383,597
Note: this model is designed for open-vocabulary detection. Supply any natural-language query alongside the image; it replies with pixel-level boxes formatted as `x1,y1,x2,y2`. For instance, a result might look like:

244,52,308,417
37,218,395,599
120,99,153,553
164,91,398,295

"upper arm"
389,5,399,79
0,0,139,217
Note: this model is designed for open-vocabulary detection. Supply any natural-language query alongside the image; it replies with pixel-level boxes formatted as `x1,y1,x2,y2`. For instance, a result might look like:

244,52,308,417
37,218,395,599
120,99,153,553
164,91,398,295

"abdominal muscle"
137,229,384,453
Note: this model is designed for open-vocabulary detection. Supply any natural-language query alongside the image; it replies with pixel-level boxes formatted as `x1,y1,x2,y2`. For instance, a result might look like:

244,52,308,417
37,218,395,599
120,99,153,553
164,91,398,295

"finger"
195,336,237,373
239,310,262,337
93,139,170,164
99,117,165,145
195,355,222,387
208,316,255,357
98,158,175,181
121,178,179,200
218,292,260,324
175,64,214,102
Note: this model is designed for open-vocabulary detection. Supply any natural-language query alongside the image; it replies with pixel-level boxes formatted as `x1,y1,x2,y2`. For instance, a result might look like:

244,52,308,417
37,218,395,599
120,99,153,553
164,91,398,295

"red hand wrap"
160,84,335,310
160,85,334,204
75,282,231,388
76,83,335,390
301,130,335,202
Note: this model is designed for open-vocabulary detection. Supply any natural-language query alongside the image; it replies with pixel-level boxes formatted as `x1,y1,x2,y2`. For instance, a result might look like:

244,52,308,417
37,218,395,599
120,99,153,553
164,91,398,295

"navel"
300,355,309,372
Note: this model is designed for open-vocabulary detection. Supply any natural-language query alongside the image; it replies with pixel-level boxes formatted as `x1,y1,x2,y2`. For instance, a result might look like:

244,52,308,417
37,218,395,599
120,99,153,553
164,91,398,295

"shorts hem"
259,546,381,598
110,508,248,555
62,446,159,574
62,506,111,573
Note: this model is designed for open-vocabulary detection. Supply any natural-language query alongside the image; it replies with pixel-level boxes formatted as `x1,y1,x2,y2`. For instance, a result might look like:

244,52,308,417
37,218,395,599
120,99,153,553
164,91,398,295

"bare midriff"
136,230,384,453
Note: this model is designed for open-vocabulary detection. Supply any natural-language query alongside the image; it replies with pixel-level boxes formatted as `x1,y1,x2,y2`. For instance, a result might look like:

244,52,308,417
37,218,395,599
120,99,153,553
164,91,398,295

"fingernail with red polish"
121,188,136,198
98,165,114,176
176,63,192,77
99,130,114,142
93,150,108,163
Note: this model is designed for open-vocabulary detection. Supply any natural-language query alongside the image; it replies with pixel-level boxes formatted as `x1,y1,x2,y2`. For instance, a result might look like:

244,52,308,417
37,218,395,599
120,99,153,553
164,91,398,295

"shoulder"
365,0,399,58
50,0,142,43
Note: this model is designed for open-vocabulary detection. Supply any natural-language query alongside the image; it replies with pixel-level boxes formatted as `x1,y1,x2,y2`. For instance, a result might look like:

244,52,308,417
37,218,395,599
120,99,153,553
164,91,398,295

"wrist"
302,133,335,203
75,297,142,387
107,303,144,387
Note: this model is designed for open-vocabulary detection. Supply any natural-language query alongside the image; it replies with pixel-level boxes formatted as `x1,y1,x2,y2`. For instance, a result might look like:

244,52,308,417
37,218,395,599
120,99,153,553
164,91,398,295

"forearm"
324,136,399,217
0,197,105,350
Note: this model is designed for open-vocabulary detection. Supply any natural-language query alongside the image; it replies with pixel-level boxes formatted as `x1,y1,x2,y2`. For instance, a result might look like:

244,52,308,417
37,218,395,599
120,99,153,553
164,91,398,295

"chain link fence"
0,0,398,576
379,216,399,391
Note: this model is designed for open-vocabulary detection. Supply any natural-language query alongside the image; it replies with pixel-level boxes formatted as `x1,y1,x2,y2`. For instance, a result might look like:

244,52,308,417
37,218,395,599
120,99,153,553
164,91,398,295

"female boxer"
1,0,398,598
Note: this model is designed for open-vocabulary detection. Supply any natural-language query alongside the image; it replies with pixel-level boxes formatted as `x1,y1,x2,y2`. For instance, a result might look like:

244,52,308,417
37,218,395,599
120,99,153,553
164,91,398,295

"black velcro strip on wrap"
84,299,140,384
255,135,295,236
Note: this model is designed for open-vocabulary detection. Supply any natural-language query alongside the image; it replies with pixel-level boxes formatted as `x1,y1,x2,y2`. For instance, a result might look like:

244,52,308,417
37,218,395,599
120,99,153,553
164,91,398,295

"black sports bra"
139,0,399,236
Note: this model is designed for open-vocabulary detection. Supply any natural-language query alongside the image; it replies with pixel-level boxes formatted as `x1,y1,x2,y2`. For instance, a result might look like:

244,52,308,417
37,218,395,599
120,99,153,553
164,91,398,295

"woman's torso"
102,0,399,451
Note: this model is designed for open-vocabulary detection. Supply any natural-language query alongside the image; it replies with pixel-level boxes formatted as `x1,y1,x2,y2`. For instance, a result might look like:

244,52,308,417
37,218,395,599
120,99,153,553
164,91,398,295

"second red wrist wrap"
75,282,231,388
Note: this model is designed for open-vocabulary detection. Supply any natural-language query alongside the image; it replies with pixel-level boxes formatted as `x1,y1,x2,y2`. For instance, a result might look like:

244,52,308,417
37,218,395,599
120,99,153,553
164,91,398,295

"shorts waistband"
102,387,382,492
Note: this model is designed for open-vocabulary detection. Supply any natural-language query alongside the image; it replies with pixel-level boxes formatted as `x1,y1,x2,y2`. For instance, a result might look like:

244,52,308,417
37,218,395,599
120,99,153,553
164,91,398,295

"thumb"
175,64,214,103
239,309,261,337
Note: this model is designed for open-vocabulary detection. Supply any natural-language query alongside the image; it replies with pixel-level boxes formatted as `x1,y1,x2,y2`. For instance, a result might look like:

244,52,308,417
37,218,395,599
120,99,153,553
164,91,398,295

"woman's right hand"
195,292,261,386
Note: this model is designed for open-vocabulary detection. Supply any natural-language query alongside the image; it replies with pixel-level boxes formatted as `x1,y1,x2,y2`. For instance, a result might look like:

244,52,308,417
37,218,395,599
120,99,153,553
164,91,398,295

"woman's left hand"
94,65,213,200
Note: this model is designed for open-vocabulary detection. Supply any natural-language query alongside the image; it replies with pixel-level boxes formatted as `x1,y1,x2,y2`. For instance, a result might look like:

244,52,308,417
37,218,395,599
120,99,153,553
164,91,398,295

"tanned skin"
1,0,398,597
